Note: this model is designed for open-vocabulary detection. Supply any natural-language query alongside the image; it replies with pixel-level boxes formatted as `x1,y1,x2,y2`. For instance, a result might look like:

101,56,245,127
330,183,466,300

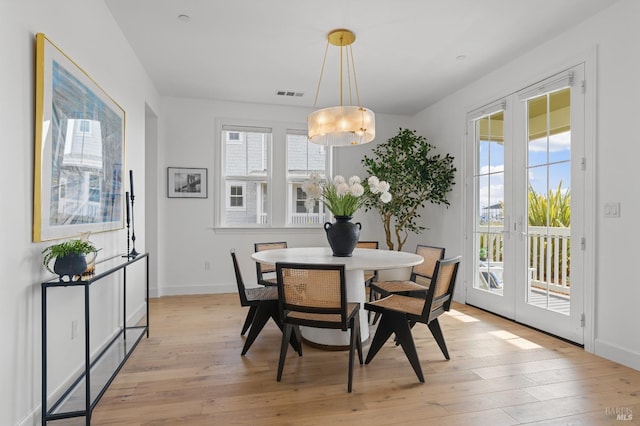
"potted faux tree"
361,128,456,251
42,239,99,281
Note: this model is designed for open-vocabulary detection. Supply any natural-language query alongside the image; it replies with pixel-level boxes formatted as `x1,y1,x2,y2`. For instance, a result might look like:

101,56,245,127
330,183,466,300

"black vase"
324,216,361,257
53,253,87,281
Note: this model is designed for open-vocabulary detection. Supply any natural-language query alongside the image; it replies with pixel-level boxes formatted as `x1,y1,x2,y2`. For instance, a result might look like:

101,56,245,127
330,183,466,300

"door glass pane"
526,89,571,315
474,111,505,293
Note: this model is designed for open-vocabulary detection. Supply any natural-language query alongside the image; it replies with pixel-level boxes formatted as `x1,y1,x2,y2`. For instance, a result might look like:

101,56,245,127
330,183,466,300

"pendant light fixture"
308,29,375,146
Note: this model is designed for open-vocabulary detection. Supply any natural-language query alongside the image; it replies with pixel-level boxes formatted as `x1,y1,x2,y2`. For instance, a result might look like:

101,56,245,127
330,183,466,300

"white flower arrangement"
302,173,392,217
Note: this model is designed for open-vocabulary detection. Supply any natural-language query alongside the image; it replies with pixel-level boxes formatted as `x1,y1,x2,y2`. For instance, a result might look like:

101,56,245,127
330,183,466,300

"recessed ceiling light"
178,14,191,22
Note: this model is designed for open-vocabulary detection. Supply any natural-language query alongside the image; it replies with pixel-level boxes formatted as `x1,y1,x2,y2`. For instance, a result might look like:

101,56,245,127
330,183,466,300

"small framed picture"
167,167,207,198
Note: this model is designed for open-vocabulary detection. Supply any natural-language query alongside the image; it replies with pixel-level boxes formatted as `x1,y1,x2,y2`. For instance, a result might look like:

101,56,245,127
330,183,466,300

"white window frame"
225,181,246,211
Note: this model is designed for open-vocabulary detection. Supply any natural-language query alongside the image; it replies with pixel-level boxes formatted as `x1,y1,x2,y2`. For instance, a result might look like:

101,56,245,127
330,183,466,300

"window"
227,131,243,144
79,119,90,133
286,130,328,225
227,183,245,209
217,123,331,228
220,125,271,226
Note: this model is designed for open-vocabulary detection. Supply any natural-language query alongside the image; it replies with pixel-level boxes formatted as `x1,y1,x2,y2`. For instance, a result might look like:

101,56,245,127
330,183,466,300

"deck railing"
478,225,571,295
257,213,324,225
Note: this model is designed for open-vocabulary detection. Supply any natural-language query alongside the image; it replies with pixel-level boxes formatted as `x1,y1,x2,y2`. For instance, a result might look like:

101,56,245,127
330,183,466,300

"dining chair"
364,256,461,382
230,249,300,355
275,262,363,392
355,240,379,322
369,244,445,325
254,241,288,286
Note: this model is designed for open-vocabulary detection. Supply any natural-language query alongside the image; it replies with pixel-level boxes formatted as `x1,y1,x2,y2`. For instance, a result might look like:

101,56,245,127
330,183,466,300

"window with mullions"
286,130,328,225
221,125,271,226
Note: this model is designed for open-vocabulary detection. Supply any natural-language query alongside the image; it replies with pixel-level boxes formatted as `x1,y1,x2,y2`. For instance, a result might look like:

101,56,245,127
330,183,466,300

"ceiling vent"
276,90,304,97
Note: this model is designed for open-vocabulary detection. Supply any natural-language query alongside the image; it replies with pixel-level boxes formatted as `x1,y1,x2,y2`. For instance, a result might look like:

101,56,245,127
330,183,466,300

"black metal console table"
41,253,149,425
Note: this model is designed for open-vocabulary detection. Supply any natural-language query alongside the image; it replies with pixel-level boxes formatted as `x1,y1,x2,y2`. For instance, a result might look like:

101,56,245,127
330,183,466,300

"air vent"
276,90,304,97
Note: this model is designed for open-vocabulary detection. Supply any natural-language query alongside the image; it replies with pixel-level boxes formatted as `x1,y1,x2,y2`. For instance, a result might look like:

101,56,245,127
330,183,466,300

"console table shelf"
41,253,149,425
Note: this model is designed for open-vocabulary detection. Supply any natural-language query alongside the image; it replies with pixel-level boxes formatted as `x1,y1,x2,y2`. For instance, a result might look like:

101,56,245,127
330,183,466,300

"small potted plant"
479,247,487,262
42,239,99,280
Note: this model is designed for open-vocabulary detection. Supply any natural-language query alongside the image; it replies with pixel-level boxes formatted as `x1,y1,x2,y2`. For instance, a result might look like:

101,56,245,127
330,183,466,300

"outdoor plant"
528,181,570,227
362,128,456,251
528,181,571,282
42,239,98,274
302,173,392,217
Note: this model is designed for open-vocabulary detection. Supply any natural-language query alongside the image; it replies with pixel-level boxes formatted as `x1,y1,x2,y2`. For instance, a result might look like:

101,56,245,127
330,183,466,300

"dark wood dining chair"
230,249,300,355
275,262,363,392
254,241,287,286
356,240,379,323
364,256,461,382
369,244,445,324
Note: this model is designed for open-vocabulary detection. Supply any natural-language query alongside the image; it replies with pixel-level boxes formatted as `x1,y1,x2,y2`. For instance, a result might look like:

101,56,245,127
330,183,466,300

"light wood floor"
76,294,640,425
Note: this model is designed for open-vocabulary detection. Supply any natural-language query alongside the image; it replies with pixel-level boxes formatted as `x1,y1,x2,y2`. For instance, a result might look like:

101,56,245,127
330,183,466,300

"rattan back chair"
364,256,461,382
369,244,445,325
370,244,445,297
254,241,288,286
230,249,300,356
275,262,363,392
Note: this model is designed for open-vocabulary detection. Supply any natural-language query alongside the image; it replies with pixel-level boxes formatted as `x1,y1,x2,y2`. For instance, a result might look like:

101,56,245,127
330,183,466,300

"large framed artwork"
167,167,208,198
33,33,126,242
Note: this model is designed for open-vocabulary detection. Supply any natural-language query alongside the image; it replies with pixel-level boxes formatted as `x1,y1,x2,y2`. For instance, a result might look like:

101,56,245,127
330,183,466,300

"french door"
465,65,586,344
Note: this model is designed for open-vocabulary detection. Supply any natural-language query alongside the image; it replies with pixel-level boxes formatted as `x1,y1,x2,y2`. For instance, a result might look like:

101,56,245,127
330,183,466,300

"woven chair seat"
368,294,424,316
372,280,429,294
245,285,278,302
364,272,376,283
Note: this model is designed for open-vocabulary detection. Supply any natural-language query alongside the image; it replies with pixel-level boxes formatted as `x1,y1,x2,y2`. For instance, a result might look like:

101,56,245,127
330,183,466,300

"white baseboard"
594,338,640,371
17,408,38,426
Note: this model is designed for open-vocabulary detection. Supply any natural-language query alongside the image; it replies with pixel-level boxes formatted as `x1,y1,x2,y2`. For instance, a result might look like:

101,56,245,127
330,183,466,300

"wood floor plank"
60,293,640,426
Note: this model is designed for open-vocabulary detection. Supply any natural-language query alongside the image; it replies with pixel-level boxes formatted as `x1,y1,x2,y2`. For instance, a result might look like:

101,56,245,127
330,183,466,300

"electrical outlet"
204,261,211,271
604,202,620,218
71,320,78,340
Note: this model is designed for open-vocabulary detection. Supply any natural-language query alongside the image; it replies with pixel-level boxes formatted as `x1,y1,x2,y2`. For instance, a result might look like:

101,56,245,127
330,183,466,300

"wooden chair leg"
241,302,271,355
348,317,356,393
355,316,363,365
365,312,395,364
268,302,301,354
372,311,381,325
241,305,257,336
427,318,450,360
277,323,293,382
367,286,377,323
393,314,424,383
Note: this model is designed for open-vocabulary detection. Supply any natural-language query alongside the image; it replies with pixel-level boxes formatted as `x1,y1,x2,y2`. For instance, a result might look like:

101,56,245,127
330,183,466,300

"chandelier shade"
308,105,375,146
308,29,375,146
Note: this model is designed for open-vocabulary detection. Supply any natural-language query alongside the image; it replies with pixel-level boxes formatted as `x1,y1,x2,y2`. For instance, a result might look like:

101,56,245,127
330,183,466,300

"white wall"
1,1,159,424
409,0,640,370
157,96,411,296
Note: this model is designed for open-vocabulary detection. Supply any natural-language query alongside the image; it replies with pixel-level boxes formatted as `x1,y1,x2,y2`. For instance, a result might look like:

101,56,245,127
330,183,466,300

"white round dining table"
251,247,423,347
